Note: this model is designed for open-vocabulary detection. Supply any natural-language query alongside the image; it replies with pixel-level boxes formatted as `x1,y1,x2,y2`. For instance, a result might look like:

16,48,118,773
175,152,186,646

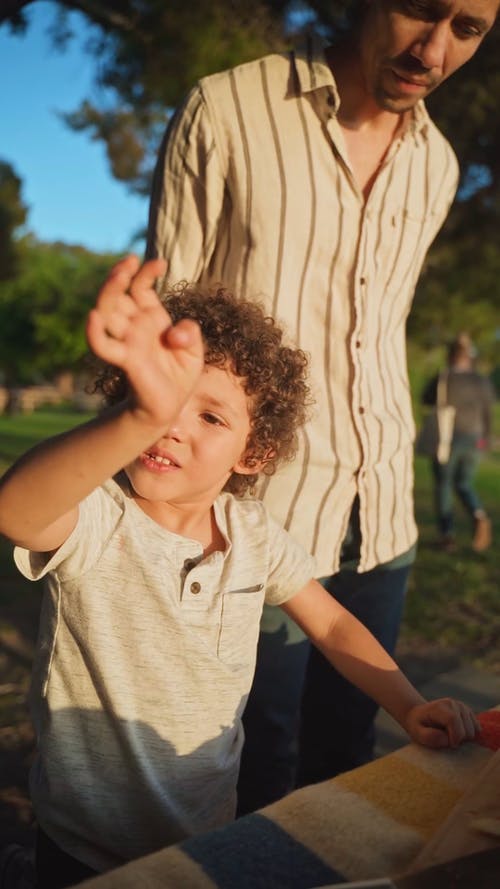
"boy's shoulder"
215,491,290,545
103,472,132,505
215,491,270,527
215,492,316,601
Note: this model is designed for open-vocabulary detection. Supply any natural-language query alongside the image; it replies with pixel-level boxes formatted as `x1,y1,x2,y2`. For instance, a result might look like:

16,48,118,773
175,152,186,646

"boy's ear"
232,449,275,476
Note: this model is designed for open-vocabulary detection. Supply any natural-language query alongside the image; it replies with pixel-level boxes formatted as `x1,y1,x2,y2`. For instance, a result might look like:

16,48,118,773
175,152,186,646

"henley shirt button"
359,406,365,414
355,340,361,348
360,276,366,285
190,581,201,595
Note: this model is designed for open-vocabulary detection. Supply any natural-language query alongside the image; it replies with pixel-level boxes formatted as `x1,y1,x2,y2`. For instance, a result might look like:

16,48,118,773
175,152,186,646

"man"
146,0,498,813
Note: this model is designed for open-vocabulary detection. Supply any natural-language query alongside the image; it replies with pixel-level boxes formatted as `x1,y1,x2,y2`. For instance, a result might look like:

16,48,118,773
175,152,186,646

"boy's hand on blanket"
404,698,480,749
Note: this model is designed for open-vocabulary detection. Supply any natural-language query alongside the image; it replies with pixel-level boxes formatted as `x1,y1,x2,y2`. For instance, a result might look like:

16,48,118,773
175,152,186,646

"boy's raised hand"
86,256,204,427
404,697,479,750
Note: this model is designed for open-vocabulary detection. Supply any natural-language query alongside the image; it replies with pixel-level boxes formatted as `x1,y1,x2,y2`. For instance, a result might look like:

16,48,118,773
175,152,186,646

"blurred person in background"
422,333,495,553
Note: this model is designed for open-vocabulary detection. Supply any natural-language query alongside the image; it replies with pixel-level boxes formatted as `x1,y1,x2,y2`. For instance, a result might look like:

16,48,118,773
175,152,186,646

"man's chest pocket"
217,584,265,667
388,206,439,253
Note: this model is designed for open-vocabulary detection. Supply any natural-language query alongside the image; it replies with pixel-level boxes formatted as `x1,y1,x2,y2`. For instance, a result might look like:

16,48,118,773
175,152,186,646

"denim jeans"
36,828,98,889
237,553,412,815
431,434,483,535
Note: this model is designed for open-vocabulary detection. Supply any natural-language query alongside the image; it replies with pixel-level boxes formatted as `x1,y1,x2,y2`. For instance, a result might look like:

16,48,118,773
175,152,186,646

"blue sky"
0,1,149,254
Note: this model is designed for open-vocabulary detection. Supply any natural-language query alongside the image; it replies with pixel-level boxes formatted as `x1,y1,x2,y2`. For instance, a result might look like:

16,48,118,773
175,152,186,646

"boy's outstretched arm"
0,256,204,552
282,579,479,751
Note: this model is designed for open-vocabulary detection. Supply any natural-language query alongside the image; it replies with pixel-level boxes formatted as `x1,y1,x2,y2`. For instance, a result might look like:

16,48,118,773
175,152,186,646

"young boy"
0,256,478,886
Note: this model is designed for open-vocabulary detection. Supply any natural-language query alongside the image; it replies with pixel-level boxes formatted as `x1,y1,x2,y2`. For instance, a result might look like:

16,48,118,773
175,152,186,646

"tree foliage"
1,0,499,353
2,0,289,196
0,160,28,280
0,236,118,385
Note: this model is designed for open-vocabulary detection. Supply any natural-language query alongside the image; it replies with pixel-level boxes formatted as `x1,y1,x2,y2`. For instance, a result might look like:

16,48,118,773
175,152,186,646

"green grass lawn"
1,403,497,844
0,405,499,671
402,450,500,670
0,406,95,474
0,408,96,740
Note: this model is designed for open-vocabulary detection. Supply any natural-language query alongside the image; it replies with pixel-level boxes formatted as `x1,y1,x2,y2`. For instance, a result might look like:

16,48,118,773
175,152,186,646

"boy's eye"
201,412,225,427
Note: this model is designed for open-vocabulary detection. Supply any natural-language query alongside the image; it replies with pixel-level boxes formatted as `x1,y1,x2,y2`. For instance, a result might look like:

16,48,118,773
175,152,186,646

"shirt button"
327,94,335,107
184,559,196,572
190,581,201,595
355,340,361,348
360,277,366,285
359,406,365,414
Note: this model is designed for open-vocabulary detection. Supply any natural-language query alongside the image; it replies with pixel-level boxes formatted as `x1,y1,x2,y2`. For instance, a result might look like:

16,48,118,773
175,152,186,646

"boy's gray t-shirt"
15,477,315,872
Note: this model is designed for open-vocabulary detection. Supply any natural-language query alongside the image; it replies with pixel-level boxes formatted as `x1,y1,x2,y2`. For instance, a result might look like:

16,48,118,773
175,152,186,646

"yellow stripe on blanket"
77,739,495,889
266,778,425,879
336,751,463,840
264,741,493,882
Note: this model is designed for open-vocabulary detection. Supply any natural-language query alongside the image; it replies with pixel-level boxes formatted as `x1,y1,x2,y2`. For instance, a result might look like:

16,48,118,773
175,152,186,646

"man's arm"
145,86,225,282
481,377,496,444
282,579,478,749
0,256,204,552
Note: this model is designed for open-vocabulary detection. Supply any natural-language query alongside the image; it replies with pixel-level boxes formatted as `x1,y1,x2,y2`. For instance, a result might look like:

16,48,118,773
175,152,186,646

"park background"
0,0,499,850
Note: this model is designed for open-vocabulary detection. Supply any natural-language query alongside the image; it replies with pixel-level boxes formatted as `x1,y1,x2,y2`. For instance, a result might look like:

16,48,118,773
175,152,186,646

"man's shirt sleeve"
145,84,226,283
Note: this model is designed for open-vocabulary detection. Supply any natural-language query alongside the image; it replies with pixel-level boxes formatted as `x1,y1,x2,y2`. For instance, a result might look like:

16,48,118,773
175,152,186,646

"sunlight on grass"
0,408,94,614
0,405,499,671
0,407,94,474
403,452,500,671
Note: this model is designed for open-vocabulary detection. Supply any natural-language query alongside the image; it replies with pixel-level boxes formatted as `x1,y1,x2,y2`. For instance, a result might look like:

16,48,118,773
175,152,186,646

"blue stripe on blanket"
181,812,346,888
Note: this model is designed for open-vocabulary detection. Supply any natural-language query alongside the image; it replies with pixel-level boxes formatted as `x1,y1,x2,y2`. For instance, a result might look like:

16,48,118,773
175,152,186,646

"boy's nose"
164,424,185,443
163,406,190,442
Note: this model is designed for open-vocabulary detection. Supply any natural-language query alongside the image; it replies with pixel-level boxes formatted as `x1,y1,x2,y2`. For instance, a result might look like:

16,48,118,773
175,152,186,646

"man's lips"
390,68,432,90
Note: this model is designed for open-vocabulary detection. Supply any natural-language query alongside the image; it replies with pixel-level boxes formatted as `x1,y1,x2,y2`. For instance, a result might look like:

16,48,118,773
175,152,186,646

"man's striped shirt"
147,41,459,574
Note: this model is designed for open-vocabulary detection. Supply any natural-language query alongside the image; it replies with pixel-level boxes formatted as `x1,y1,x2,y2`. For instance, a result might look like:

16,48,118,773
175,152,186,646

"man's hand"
404,698,480,749
86,255,204,428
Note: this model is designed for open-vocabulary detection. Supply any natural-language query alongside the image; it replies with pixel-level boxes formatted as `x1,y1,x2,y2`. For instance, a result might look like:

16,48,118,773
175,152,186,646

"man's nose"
410,21,449,71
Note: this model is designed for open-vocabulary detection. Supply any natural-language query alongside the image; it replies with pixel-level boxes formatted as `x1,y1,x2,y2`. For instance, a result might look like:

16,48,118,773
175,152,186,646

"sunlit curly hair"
91,282,312,496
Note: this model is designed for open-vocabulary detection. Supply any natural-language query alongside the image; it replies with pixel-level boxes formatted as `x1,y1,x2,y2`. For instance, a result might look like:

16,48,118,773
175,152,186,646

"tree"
0,160,28,280
408,20,500,357
2,2,497,201
2,1,498,350
1,1,288,196
0,237,118,389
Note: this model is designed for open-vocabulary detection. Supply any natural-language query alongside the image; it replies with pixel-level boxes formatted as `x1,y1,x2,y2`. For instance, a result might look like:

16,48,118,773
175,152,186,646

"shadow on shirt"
30,702,244,871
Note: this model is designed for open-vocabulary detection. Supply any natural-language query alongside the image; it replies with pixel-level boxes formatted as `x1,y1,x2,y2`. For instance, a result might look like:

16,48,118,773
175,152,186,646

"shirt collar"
409,99,431,139
290,34,430,141
291,34,339,106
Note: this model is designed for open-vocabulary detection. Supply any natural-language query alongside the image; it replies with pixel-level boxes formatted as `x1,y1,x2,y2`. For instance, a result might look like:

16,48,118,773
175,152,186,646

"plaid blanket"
79,737,495,889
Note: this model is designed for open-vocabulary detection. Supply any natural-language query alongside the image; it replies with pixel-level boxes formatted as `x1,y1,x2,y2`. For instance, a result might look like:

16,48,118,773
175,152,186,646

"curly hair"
91,282,312,495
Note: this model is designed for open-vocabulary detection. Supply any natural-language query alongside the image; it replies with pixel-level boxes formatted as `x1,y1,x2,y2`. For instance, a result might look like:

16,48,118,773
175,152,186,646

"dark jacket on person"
422,370,495,441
